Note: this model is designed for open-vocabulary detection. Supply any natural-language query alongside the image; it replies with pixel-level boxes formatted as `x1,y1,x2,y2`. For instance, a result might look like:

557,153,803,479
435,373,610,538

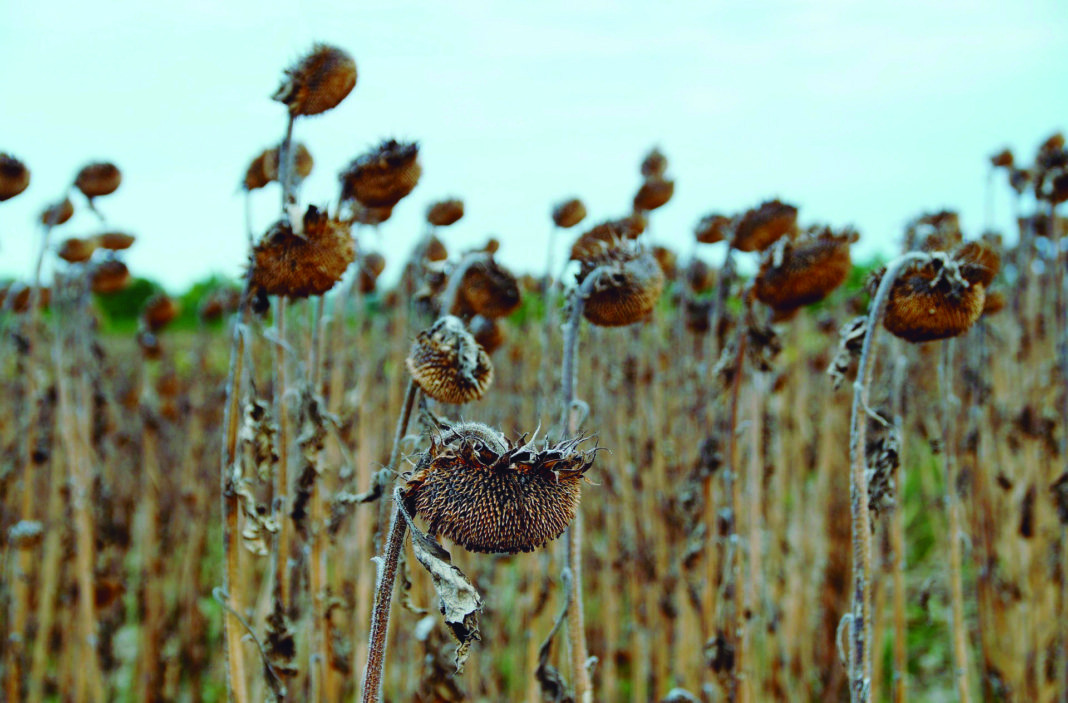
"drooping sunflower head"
404,421,597,554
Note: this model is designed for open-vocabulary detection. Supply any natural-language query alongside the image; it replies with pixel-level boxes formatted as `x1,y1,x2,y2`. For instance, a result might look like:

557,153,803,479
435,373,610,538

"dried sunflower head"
695,213,730,245
57,237,99,264
633,177,674,212
74,162,121,199
427,198,464,227
916,210,963,252
243,149,273,191
990,148,1014,169
452,257,521,319
879,244,995,343
732,200,798,252
199,288,241,322
686,258,716,294
406,316,493,404
358,252,386,294
40,198,74,226
250,205,355,299
425,235,449,262
262,143,315,185
652,245,678,280
142,294,179,333
981,289,1005,317
469,314,504,355
754,226,855,313
0,153,30,202
90,259,131,294
640,147,668,178
572,229,664,327
404,421,596,554
96,231,135,251
339,139,421,209
552,198,587,229
272,43,357,117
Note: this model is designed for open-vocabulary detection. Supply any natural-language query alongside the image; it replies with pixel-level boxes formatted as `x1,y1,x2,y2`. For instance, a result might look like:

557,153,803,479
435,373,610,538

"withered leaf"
395,488,482,671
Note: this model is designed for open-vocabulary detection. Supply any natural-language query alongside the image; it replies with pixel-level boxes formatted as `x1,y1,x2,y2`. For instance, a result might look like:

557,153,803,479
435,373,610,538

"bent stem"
848,252,926,703
939,338,971,702
360,378,420,702
558,270,604,703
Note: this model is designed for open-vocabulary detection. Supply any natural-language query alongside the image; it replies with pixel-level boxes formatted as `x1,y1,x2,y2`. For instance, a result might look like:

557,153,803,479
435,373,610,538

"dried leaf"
828,315,867,390
396,488,482,671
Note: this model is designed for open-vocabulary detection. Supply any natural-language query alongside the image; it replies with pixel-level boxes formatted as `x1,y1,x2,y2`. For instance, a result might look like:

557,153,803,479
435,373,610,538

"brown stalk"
26,429,65,703
5,197,65,699
136,361,164,699
360,378,419,702
272,297,294,611
52,274,105,702
725,317,749,703
220,286,252,703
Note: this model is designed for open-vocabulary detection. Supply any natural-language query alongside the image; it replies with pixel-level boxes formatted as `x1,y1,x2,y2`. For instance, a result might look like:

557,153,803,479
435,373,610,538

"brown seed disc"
262,143,314,184
57,237,99,264
455,258,521,319
273,44,357,117
407,316,493,404
754,228,853,311
581,247,665,327
41,198,74,226
982,289,1005,317
695,214,730,244
358,252,386,294
405,423,594,554
955,241,1000,287
633,177,674,212
883,269,985,343
250,206,355,299
142,294,179,332
0,153,30,201
652,245,678,280
686,258,716,294
427,198,464,227
640,147,668,178
243,149,273,191
552,198,587,229
75,162,122,199
339,139,421,209
469,314,504,354
732,200,798,252
425,235,448,262
96,231,136,251
990,149,1014,168
90,260,131,294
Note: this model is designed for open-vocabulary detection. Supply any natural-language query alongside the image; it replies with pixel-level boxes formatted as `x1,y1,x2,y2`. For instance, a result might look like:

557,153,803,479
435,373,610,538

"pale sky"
2,1,1066,291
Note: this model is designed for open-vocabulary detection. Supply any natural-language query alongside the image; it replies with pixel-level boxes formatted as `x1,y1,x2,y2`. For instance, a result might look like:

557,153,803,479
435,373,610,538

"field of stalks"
2,43,1068,703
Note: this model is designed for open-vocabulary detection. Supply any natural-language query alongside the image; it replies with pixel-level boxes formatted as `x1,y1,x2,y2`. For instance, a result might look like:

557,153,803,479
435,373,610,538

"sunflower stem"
848,252,927,703
360,378,420,702
557,269,605,703
220,280,254,703
939,338,972,703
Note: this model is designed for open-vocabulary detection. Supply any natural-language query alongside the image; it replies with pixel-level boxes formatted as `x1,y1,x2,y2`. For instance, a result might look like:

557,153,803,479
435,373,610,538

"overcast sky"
1,1,1066,291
